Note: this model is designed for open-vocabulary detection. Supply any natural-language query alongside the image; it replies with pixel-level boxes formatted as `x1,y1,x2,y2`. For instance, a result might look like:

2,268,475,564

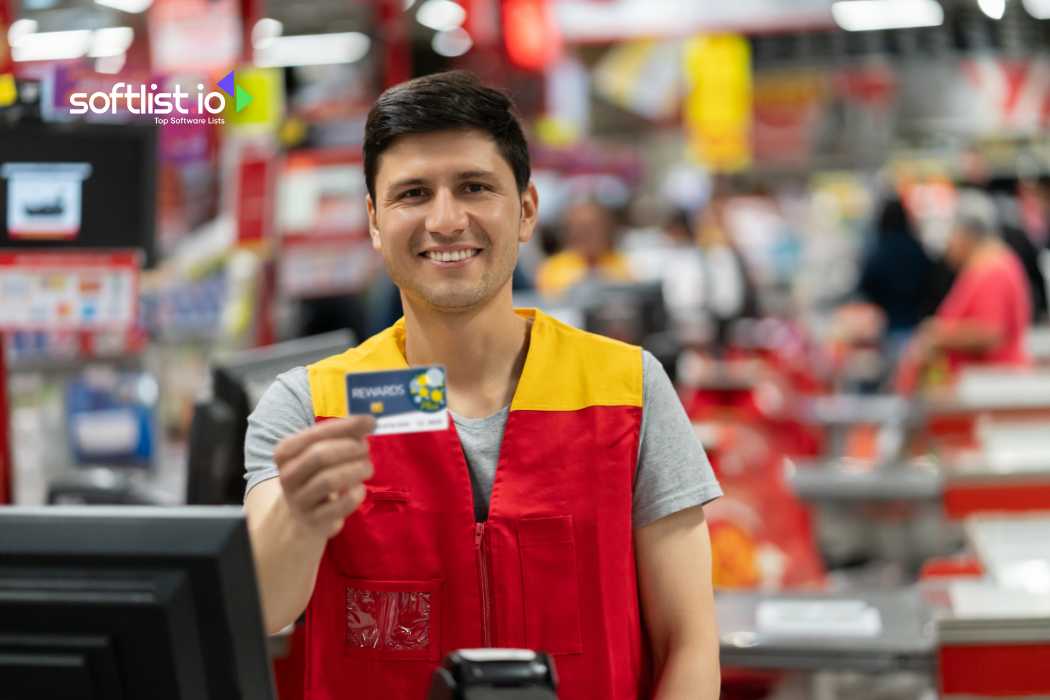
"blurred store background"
2,1,1050,698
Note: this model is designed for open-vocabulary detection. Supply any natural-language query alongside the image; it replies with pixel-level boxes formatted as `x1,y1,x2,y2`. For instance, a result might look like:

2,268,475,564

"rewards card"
346,366,449,435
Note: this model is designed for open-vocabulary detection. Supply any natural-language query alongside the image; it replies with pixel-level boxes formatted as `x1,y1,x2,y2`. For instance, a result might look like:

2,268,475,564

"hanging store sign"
277,149,368,238
683,34,752,172
752,69,827,166
278,236,379,299
148,0,242,75
275,149,378,297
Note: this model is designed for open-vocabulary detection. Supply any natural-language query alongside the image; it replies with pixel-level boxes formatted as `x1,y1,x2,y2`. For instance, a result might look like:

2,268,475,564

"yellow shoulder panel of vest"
306,310,643,417
510,311,643,412
307,322,407,417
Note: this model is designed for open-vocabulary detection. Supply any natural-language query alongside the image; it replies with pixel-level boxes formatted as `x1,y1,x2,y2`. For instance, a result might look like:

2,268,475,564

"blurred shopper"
962,175,1047,321
695,197,757,346
1017,175,1049,245
244,72,721,700
992,191,1048,322
660,201,756,350
899,190,1031,389
857,197,933,353
660,208,707,328
535,199,633,297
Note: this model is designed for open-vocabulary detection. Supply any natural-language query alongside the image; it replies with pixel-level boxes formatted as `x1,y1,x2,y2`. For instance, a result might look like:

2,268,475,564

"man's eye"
400,188,426,200
464,183,489,194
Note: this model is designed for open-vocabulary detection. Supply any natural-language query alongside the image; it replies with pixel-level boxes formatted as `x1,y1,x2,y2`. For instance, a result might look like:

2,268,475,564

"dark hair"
664,208,693,239
363,71,531,200
875,197,916,239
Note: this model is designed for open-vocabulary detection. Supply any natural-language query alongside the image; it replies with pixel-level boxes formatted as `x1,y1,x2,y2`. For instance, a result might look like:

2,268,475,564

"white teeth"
426,249,478,263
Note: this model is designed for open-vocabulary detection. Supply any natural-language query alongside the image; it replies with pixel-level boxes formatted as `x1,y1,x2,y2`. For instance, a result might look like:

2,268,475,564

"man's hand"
246,415,378,633
274,415,377,540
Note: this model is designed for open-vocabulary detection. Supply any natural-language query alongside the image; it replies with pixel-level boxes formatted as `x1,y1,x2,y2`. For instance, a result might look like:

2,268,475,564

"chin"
415,287,491,312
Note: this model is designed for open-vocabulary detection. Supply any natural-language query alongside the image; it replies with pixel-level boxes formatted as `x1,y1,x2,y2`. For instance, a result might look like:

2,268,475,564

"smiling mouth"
421,249,482,263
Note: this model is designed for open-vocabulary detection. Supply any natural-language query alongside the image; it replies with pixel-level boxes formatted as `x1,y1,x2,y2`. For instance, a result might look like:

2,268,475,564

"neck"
969,238,1005,266
583,250,606,267
401,285,530,417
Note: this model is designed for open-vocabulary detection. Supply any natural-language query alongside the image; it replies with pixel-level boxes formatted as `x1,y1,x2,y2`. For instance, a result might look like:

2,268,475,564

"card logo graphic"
409,368,446,413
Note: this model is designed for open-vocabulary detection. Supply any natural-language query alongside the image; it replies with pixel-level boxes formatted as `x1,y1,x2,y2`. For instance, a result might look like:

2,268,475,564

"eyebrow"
455,170,498,181
384,170,500,195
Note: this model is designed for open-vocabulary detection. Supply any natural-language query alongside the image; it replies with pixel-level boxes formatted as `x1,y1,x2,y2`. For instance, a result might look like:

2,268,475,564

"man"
244,71,722,700
900,189,1031,389
535,199,633,298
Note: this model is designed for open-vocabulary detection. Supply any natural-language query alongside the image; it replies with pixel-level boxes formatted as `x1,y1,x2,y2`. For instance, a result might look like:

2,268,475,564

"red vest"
303,309,648,699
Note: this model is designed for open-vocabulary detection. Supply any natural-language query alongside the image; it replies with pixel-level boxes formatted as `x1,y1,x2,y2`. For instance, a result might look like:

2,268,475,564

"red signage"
236,153,273,245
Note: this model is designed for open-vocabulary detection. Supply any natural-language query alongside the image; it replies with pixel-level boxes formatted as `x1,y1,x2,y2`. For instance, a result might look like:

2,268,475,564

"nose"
425,187,468,238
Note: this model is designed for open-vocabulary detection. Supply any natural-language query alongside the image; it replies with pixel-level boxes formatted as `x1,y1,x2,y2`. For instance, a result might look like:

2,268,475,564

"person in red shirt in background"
898,189,1031,391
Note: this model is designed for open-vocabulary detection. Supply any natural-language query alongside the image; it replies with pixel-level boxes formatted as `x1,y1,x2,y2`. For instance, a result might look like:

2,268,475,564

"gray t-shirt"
244,351,721,528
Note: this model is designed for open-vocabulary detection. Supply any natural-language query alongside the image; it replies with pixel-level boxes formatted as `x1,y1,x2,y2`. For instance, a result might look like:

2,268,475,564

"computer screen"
557,280,670,348
186,330,355,505
0,122,158,267
0,506,275,700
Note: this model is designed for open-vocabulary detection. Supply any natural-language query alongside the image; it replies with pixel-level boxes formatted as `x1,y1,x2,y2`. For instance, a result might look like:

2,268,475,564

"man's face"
564,202,614,262
367,129,538,312
945,226,976,269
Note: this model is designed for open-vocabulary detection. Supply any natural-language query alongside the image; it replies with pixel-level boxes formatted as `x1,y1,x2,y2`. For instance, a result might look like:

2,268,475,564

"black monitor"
186,330,355,505
0,121,157,267
579,280,669,343
0,506,275,700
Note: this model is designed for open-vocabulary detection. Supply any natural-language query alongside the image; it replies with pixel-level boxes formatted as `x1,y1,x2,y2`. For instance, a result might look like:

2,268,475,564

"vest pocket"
342,578,443,661
517,515,584,655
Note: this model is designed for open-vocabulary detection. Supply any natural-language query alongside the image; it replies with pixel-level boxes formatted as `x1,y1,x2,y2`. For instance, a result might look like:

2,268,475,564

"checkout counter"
789,369,1050,516
718,589,936,674
716,514,1050,699
708,362,1050,698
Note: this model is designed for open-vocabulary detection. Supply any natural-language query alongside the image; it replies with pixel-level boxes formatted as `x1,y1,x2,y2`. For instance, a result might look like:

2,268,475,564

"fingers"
274,415,377,465
279,437,372,494
311,484,367,537
291,461,374,512
273,415,378,541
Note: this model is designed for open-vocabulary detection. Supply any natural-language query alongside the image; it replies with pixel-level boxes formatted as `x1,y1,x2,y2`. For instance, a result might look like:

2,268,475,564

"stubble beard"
392,247,517,314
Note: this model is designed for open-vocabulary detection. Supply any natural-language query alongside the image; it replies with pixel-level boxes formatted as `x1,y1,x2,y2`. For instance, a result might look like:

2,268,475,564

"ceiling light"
416,0,466,32
977,0,1006,18
432,27,473,57
7,19,38,46
254,32,371,68
251,18,283,49
831,0,944,31
1022,0,1050,17
94,0,153,12
12,30,93,62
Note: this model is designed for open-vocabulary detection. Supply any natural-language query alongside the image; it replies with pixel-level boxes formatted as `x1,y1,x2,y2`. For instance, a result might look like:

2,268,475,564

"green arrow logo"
218,70,252,113
235,84,253,113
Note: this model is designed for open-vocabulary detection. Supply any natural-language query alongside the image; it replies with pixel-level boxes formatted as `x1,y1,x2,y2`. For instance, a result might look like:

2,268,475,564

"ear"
517,182,539,244
366,195,382,251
